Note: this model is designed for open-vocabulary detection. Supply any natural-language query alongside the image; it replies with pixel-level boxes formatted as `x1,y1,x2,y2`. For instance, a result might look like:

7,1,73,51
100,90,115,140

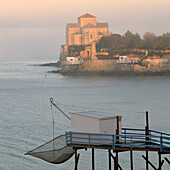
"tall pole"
115,116,119,170
116,116,120,144
145,111,149,170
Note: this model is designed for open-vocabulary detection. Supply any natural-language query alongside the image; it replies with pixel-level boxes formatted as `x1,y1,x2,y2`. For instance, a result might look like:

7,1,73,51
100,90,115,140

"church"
60,13,109,62
66,13,109,46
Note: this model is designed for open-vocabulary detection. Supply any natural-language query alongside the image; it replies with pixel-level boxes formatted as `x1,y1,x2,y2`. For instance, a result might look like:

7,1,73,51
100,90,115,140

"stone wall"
61,59,170,75
79,60,117,72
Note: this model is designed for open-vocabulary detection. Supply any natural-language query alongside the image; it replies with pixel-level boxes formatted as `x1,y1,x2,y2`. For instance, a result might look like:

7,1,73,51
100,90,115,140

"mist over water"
0,61,170,170
0,28,62,62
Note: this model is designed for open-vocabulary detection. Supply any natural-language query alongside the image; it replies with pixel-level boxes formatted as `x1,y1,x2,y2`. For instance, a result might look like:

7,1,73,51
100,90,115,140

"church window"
91,34,93,39
87,51,90,58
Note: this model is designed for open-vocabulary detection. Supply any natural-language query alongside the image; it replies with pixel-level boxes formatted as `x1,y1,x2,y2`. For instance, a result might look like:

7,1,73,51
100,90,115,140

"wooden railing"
66,128,170,151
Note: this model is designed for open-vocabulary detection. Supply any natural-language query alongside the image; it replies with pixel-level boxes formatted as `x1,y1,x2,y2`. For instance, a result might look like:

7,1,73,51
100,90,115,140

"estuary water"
0,62,169,170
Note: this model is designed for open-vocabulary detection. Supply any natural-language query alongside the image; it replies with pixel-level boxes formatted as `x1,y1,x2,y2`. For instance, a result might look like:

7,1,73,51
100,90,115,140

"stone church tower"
65,13,109,46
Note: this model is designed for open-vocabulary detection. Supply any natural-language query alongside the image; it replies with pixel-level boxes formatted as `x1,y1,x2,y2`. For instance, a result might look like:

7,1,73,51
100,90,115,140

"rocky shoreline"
39,60,170,77
59,70,170,76
39,62,61,67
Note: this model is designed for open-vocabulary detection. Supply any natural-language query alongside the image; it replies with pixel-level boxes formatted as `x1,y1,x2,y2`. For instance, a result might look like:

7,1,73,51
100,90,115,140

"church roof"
82,23,96,28
66,23,80,28
97,22,109,27
78,13,96,19
70,110,120,120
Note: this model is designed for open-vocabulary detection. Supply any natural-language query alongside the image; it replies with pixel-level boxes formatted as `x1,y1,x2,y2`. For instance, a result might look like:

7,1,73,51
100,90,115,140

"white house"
117,56,129,63
66,57,83,65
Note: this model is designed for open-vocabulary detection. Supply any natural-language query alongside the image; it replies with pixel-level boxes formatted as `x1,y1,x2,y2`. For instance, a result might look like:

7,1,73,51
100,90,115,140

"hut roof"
70,110,120,120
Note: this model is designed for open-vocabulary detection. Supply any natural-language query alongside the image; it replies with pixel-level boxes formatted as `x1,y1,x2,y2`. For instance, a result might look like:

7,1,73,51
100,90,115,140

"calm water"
0,62,170,170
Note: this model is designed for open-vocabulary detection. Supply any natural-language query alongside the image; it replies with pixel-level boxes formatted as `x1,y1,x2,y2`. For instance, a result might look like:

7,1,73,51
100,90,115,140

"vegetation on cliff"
66,31,170,58
68,45,85,57
96,31,170,57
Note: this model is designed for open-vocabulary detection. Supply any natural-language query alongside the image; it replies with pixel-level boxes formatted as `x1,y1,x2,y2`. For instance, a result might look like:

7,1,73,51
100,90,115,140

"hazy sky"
0,0,169,62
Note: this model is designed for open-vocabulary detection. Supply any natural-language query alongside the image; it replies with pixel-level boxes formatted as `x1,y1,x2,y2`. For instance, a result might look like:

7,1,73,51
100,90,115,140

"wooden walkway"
65,112,170,170
66,128,170,153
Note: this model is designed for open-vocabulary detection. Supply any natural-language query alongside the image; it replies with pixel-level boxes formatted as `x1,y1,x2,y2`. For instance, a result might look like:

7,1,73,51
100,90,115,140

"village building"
142,56,170,66
117,56,129,63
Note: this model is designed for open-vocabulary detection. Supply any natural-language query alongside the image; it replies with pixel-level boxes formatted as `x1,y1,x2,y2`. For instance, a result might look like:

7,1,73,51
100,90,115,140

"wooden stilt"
164,157,170,165
74,148,78,170
75,154,80,170
146,151,149,170
160,160,164,169
108,149,111,170
115,152,118,170
158,152,165,170
142,155,157,170
109,150,122,170
114,153,116,170
130,150,133,170
92,148,95,170
158,152,162,170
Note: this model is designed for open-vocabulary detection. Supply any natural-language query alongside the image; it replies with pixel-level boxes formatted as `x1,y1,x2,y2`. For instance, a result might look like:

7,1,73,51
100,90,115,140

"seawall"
60,60,170,76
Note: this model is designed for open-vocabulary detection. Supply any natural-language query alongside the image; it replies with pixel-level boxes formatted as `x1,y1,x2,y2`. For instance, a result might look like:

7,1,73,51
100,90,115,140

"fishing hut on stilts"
26,98,170,169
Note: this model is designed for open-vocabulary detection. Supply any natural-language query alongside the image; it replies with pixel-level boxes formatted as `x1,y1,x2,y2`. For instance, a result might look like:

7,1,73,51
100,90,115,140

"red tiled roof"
78,13,96,18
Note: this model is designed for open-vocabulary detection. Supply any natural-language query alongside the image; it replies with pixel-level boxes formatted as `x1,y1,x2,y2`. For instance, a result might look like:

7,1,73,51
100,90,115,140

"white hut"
70,110,122,135
69,111,122,144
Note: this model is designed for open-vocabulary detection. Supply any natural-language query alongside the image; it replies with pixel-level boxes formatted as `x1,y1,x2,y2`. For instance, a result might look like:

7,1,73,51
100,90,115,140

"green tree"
121,31,141,49
142,32,156,49
96,34,122,51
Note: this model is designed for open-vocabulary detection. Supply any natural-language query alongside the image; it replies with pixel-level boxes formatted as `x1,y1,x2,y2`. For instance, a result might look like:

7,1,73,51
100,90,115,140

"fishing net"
25,134,74,164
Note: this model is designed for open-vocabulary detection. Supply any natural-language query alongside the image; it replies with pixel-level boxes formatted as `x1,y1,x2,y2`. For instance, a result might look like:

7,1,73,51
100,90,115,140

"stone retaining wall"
61,59,170,75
